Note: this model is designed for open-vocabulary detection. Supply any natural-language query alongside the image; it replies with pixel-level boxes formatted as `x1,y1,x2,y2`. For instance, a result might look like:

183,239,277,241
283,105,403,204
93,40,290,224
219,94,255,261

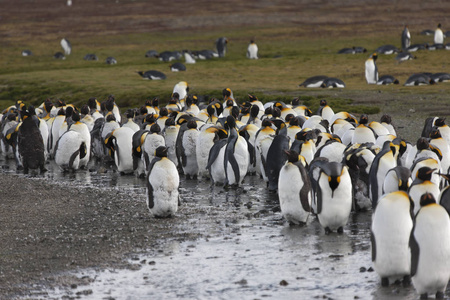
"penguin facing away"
401,25,411,50
247,40,258,59
147,146,180,218
409,193,450,299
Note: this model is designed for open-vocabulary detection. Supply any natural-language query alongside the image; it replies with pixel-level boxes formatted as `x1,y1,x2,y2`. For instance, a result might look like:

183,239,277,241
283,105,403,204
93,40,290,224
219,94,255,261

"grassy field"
1,0,449,122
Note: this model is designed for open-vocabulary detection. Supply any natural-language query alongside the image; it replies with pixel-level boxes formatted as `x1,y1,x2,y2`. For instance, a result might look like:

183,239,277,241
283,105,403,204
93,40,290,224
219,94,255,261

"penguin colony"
12,28,450,297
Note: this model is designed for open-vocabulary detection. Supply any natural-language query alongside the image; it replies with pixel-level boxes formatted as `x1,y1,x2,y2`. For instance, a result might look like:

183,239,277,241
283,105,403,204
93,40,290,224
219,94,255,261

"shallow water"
2,158,448,300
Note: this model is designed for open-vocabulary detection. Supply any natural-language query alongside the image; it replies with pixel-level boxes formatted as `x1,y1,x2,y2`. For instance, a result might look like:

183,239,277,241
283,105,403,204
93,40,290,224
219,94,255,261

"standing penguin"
142,123,165,172
401,25,411,50
18,106,46,174
223,115,249,187
104,127,134,174
365,53,379,84
410,193,450,299
408,167,440,216
311,160,353,234
181,120,199,179
371,191,414,287
278,150,311,225
434,23,444,44
247,40,258,59
369,141,398,209
215,37,228,57
147,146,180,218
196,125,227,179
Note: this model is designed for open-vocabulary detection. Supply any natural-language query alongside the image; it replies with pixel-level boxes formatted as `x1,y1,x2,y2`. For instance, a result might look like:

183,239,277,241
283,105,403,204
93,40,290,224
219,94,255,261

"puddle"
2,157,447,299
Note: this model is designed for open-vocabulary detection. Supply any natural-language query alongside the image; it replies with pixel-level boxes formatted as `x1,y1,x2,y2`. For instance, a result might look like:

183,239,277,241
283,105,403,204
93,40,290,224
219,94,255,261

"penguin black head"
56,99,66,107
206,104,216,117
80,105,90,115
435,118,446,127
152,97,159,107
165,117,175,127
145,113,157,124
380,114,392,124
261,119,272,127
87,97,98,110
289,116,300,126
155,146,168,158
283,114,294,123
319,99,327,107
429,127,442,139
226,115,236,129
416,167,436,181
226,99,234,107
250,105,260,118
274,102,284,110
150,123,161,134
359,114,369,125
372,53,378,61
72,112,81,122
44,99,53,113
272,107,281,119
264,106,273,116
419,192,436,207
438,23,442,28
185,95,193,107
105,99,114,112
106,114,116,122
240,106,251,116
223,88,232,98
284,150,300,163
125,109,135,119
187,120,197,129
248,94,258,101
57,108,65,116
231,106,240,119
214,102,224,116
416,137,430,151
159,107,168,117
139,106,148,116
172,93,180,101
65,106,74,117
295,130,308,141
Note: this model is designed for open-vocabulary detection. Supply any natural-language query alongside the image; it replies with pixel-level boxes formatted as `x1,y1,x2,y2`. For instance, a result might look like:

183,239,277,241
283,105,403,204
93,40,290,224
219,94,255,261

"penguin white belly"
317,172,352,231
257,136,274,182
373,154,396,201
112,106,121,123
122,121,140,133
300,141,317,165
71,122,91,168
54,131,84,170
101,122,120,141
142,134,165,171
371,192,412,279
182,130,199,177
38,119,49,158
226,136,249,185
365,60,378,84
210,146,226,184
321,106,335,123
113,127,134,174
164,127,179,166
50,116,65,153
196,131,215,179
318,143,347,163
278,163,311,224
148,159,179,217
412,205,450,295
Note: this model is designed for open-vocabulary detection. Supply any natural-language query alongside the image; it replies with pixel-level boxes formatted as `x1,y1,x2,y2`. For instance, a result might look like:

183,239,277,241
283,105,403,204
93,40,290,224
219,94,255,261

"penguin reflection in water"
147,146,180,218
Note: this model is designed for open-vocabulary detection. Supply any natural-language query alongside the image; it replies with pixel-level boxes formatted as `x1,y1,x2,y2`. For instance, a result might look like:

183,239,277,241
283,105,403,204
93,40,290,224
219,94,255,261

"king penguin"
104,126,135,174
408,166,440,216
69,112,91,169
434,23,444,45
365,53,379,84
181,120,199,179
196,124,227,179
278,150,311,225
401,25,411,50
60,38,71,55
142,123,165,173
369,141,398,209
18,106,46,174
147,146,180,218
410,193,450,299
311,160,353,233
247,40,259,59
163,117,179,167
371,190,414,287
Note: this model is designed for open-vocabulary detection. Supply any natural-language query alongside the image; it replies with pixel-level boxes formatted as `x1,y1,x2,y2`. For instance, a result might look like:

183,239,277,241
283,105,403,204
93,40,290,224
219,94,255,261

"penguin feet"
325,227,332,235
381,277,389,287
436,292,444,299
402,275,411,287
40,167,48,173
337,227,344,234
420,293,428,299
186,174,191,180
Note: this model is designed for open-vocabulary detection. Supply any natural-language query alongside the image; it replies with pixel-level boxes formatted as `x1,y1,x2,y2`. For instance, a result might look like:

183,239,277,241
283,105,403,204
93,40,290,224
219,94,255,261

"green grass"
0,24,449,115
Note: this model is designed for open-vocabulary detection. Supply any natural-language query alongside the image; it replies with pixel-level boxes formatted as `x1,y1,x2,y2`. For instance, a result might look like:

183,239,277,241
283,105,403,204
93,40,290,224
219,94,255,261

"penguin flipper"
409,225,420,277
79,142,87,159
225,140,241,184
316,180,323,214
206,139,227,170
370,230,376,262
114,140,120,167
146,157,161,209
69,149,80,169
297,162,312,212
